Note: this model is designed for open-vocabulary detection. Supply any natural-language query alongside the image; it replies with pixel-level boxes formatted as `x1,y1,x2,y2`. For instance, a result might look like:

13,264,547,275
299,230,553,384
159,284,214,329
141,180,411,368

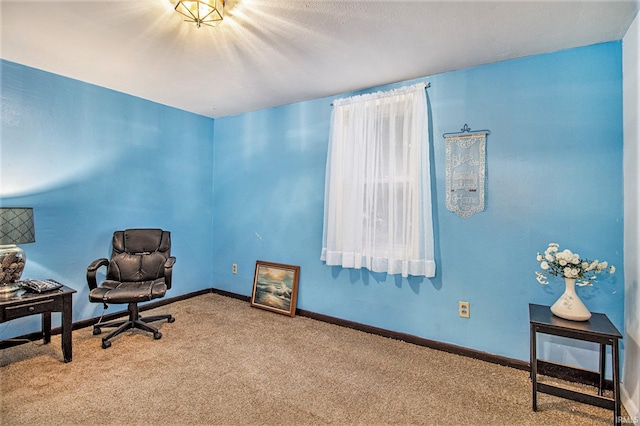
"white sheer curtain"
321,83,436,278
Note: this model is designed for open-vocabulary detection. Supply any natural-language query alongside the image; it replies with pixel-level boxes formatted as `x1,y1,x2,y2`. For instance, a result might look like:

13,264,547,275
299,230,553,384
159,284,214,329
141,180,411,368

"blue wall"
0,60,215,338
1,42,624,366
212,42,624,364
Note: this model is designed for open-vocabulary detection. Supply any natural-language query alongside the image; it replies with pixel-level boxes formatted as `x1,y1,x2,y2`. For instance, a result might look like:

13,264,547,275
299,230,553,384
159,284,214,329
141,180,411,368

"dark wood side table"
529,303,622,425
0,284,76,362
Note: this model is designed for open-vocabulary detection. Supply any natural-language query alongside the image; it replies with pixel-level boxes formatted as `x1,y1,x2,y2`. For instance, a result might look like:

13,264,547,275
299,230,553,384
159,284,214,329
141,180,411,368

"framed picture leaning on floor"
251,260,300,317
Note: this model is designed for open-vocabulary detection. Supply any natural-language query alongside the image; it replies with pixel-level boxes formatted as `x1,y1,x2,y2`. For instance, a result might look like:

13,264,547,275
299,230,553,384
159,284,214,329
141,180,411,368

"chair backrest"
107,229,171,285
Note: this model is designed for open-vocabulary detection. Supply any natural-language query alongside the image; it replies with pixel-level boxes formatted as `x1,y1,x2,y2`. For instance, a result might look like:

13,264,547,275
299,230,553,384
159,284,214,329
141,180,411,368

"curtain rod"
330,81,430,106
442,124,491,138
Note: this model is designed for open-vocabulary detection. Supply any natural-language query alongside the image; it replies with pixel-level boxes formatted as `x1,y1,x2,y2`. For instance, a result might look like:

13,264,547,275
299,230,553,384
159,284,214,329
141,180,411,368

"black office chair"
87,228,176,349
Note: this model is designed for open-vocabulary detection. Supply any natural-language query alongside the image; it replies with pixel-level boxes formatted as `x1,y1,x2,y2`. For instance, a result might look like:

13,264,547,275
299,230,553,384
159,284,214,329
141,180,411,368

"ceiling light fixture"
175,0,224,28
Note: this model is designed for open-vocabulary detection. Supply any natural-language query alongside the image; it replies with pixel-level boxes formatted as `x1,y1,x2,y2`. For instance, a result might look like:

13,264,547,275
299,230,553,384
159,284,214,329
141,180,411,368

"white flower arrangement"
536,243,615,287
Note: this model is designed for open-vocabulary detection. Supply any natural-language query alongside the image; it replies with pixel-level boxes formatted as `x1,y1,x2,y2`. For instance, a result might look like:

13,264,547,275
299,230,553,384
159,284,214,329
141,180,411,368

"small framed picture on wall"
251,260,300,317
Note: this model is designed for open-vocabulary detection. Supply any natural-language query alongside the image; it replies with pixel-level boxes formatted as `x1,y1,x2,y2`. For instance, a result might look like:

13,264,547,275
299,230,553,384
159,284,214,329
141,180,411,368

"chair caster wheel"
102,340,111,349
93,327,102,335
154,332,162,340
168,317,175,323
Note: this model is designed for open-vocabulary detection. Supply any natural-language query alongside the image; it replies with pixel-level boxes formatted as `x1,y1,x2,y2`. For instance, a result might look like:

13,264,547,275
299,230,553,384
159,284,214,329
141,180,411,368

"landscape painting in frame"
251,261,300,317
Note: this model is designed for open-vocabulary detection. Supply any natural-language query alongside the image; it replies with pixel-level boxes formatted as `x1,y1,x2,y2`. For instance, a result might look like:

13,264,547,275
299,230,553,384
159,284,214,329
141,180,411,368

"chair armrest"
164,256,176,289
87,258,109,290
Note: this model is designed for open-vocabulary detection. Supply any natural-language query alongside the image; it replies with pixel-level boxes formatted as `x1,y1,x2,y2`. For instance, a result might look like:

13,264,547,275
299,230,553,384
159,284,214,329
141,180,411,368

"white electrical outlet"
232,263,238,274
459,301,470,318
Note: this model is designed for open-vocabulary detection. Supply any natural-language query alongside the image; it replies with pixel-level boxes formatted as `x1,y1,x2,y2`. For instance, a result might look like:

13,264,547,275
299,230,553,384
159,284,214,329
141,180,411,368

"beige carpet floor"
0,293,624,425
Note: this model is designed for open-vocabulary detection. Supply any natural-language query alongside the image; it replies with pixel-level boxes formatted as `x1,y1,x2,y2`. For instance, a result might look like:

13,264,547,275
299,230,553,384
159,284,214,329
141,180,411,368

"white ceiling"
1,0,638,119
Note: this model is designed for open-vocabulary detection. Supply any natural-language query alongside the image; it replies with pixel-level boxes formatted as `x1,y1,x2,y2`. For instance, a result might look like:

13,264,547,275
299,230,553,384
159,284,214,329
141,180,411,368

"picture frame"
250,260,300,317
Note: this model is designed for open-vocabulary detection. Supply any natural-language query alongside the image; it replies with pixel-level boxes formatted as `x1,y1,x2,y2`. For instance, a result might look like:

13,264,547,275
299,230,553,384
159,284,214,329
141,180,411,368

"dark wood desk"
0,285,76,362
529,303,622,425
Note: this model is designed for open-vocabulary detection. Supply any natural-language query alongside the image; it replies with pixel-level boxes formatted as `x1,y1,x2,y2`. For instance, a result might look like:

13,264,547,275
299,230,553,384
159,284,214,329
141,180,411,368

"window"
321,83,435,278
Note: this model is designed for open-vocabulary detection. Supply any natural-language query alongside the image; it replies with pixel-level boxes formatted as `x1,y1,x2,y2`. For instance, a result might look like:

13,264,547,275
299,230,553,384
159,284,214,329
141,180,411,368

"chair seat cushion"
89,279,167,304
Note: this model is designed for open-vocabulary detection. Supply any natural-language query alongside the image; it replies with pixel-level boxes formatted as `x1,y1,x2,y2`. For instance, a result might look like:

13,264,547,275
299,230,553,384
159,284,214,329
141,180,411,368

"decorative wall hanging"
444,124,490,219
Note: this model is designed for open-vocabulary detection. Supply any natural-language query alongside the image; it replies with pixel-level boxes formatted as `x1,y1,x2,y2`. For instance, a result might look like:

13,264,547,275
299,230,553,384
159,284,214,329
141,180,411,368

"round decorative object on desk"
550,277,591,321
0,245,25,296
0,246,26,283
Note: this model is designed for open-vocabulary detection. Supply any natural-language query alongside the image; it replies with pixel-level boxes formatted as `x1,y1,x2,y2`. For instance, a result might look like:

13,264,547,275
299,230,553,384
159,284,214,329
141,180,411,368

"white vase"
550,277,591,321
